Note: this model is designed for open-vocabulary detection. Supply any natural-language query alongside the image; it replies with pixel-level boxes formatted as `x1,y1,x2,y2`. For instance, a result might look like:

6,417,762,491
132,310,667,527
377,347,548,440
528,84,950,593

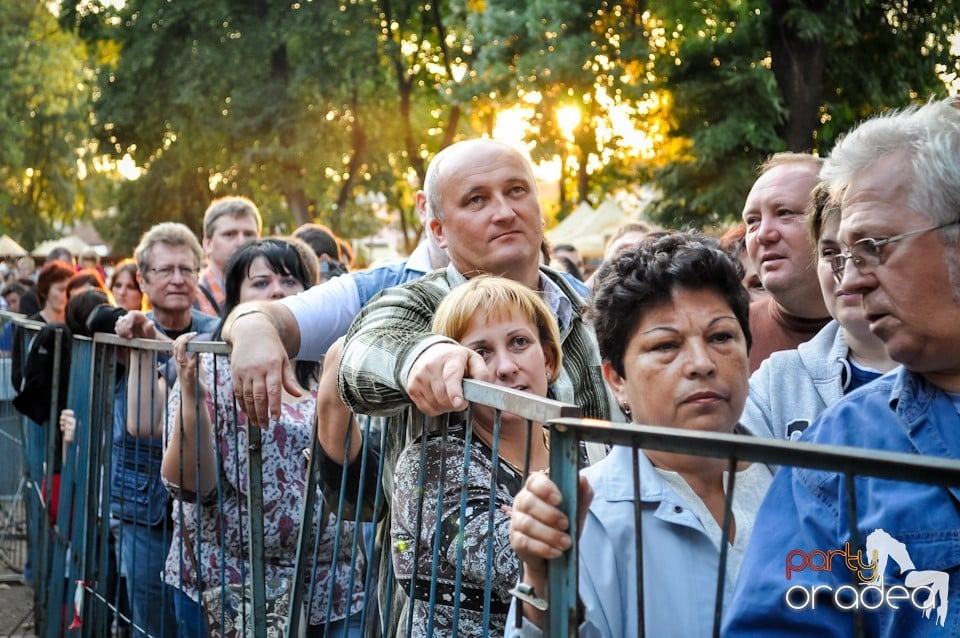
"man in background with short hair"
194,195,262,316
742,152,831,371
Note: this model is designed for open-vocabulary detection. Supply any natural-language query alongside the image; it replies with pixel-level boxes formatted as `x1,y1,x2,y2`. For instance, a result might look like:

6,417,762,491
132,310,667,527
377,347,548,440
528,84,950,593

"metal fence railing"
0,344,27,582
542,418,960,638
9,312,582,638
8,307,960,638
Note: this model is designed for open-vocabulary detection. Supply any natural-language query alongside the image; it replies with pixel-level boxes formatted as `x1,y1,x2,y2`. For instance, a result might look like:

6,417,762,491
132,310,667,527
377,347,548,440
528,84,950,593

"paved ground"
0,579,36,637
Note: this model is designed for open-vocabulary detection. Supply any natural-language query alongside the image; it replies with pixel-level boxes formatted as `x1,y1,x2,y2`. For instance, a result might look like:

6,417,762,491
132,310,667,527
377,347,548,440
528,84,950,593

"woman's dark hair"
220,238,318,320
217,238,320,387
589,231,751,377
67,268,106,297
66,289,111,336
36,261,75,306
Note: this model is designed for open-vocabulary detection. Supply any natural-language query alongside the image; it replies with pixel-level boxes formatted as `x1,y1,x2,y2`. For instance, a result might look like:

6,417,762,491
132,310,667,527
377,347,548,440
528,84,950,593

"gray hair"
134,222,204,274
821,96,960,294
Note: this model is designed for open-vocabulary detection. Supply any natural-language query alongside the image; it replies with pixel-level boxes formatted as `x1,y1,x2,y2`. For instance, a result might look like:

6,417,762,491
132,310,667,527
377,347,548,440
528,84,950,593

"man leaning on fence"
334,138,613,635
725,97,960,636
112,222,218,638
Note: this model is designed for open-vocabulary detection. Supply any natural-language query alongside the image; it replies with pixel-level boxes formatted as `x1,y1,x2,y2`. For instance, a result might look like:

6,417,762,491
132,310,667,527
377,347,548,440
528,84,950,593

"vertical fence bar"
244,418,267,638
631,443,644,638
547,420,580,638
88,340,119,638
712,455,738,638
845,472,865,638
289,412,322,638
41,327,64,638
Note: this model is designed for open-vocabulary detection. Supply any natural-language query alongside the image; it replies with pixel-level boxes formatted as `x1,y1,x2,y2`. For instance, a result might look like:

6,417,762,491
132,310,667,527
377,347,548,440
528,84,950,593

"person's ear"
415,191,429,225
428,216,447,250
601,360,628,407
543,344,558,383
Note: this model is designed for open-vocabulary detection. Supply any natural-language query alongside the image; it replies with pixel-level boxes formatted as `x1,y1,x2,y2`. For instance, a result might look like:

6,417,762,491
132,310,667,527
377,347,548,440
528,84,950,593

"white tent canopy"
32,235,91,258
547,201,596,247
0,235,27,257
548,198,629,258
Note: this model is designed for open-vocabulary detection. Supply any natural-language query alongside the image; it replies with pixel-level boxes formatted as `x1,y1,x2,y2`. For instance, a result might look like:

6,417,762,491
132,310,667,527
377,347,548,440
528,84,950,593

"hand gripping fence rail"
7,308,960,638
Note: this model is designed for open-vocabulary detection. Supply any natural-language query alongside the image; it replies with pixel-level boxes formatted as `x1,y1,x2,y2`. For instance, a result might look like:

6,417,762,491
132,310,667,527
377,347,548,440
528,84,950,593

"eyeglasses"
147,265,199,281
830,220,960,284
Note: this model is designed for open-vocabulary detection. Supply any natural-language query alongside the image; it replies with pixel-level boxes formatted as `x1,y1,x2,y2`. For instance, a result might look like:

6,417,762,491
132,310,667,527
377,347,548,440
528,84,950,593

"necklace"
473,423,550,474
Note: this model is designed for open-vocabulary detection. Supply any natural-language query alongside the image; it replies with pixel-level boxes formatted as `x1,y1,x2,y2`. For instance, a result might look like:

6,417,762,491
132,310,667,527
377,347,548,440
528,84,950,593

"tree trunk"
334,103,368,231
768,0,828,152
286,189,309,228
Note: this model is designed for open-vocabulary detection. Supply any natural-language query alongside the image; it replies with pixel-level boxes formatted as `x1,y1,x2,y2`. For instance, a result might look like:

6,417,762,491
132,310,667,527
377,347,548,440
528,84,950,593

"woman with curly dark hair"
508,231,771,638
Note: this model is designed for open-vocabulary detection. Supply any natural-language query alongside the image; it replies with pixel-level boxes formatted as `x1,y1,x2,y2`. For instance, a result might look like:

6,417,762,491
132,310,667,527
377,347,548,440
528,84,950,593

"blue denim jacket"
353,258,430,308
726,367,960,637
353,257,590,309
109,310,219,526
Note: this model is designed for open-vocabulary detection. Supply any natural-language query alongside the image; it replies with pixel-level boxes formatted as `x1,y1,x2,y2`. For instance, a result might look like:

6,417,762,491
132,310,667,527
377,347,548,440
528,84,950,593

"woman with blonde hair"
390,275,567,637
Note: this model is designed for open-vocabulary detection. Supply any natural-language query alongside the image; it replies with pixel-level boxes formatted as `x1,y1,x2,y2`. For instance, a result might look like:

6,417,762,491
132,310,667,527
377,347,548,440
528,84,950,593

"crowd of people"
6,95,960,638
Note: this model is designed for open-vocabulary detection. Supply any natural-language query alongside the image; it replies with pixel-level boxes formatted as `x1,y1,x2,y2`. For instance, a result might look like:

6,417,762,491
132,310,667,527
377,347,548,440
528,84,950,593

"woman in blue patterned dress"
160,238,365,637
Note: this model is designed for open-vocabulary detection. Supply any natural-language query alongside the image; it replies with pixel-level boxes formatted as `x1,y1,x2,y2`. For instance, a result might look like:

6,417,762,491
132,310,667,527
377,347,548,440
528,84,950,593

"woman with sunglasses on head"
739,184,897,442
155,238,365,637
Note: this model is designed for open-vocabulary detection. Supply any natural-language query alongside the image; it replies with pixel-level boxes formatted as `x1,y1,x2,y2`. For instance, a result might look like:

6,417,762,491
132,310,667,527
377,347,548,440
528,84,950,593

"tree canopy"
0,2,956,255
0,3,102,248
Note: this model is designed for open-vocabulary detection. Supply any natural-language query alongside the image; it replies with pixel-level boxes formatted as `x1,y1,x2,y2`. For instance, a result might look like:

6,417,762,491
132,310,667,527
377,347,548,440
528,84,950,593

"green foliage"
648,0,960,229
0,3,95,248
58,0,475,249
0,0,954,252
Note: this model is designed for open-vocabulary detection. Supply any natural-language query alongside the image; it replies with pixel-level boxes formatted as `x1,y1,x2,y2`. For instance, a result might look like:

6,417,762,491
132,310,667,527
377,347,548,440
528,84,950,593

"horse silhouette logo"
865,529,949,627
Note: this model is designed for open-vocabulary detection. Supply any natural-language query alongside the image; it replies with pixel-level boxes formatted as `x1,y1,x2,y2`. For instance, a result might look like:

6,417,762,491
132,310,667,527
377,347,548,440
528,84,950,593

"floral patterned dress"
162,352,366,626
390,425,529,637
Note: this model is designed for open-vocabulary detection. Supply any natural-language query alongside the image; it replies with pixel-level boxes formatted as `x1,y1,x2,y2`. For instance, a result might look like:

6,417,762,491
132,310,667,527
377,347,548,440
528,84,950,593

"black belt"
395,576,511,615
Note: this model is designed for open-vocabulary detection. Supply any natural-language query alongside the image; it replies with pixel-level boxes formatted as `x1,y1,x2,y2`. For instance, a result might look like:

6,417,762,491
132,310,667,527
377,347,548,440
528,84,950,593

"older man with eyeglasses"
727,97,960,636
109,222,220,638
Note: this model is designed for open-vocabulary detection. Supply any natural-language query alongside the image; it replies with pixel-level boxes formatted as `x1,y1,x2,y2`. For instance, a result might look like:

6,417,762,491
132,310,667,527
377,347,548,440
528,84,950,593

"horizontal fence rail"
6,308,960,638
543,418,960,638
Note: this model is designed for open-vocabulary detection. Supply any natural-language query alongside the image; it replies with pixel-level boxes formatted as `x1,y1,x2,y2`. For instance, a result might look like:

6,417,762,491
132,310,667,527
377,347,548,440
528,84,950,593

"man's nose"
490,194,517,221
837,258,873,295
756,216,780,244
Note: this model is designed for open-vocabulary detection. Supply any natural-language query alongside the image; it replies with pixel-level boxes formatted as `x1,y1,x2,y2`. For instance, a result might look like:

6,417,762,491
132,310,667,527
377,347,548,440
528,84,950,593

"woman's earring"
619,402,632,416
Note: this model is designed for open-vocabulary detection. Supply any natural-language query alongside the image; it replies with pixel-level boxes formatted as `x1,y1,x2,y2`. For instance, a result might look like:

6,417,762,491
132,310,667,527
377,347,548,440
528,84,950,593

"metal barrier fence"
10,308,960,638
0,346,27,582
10,314,581,638
541,419,960,638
